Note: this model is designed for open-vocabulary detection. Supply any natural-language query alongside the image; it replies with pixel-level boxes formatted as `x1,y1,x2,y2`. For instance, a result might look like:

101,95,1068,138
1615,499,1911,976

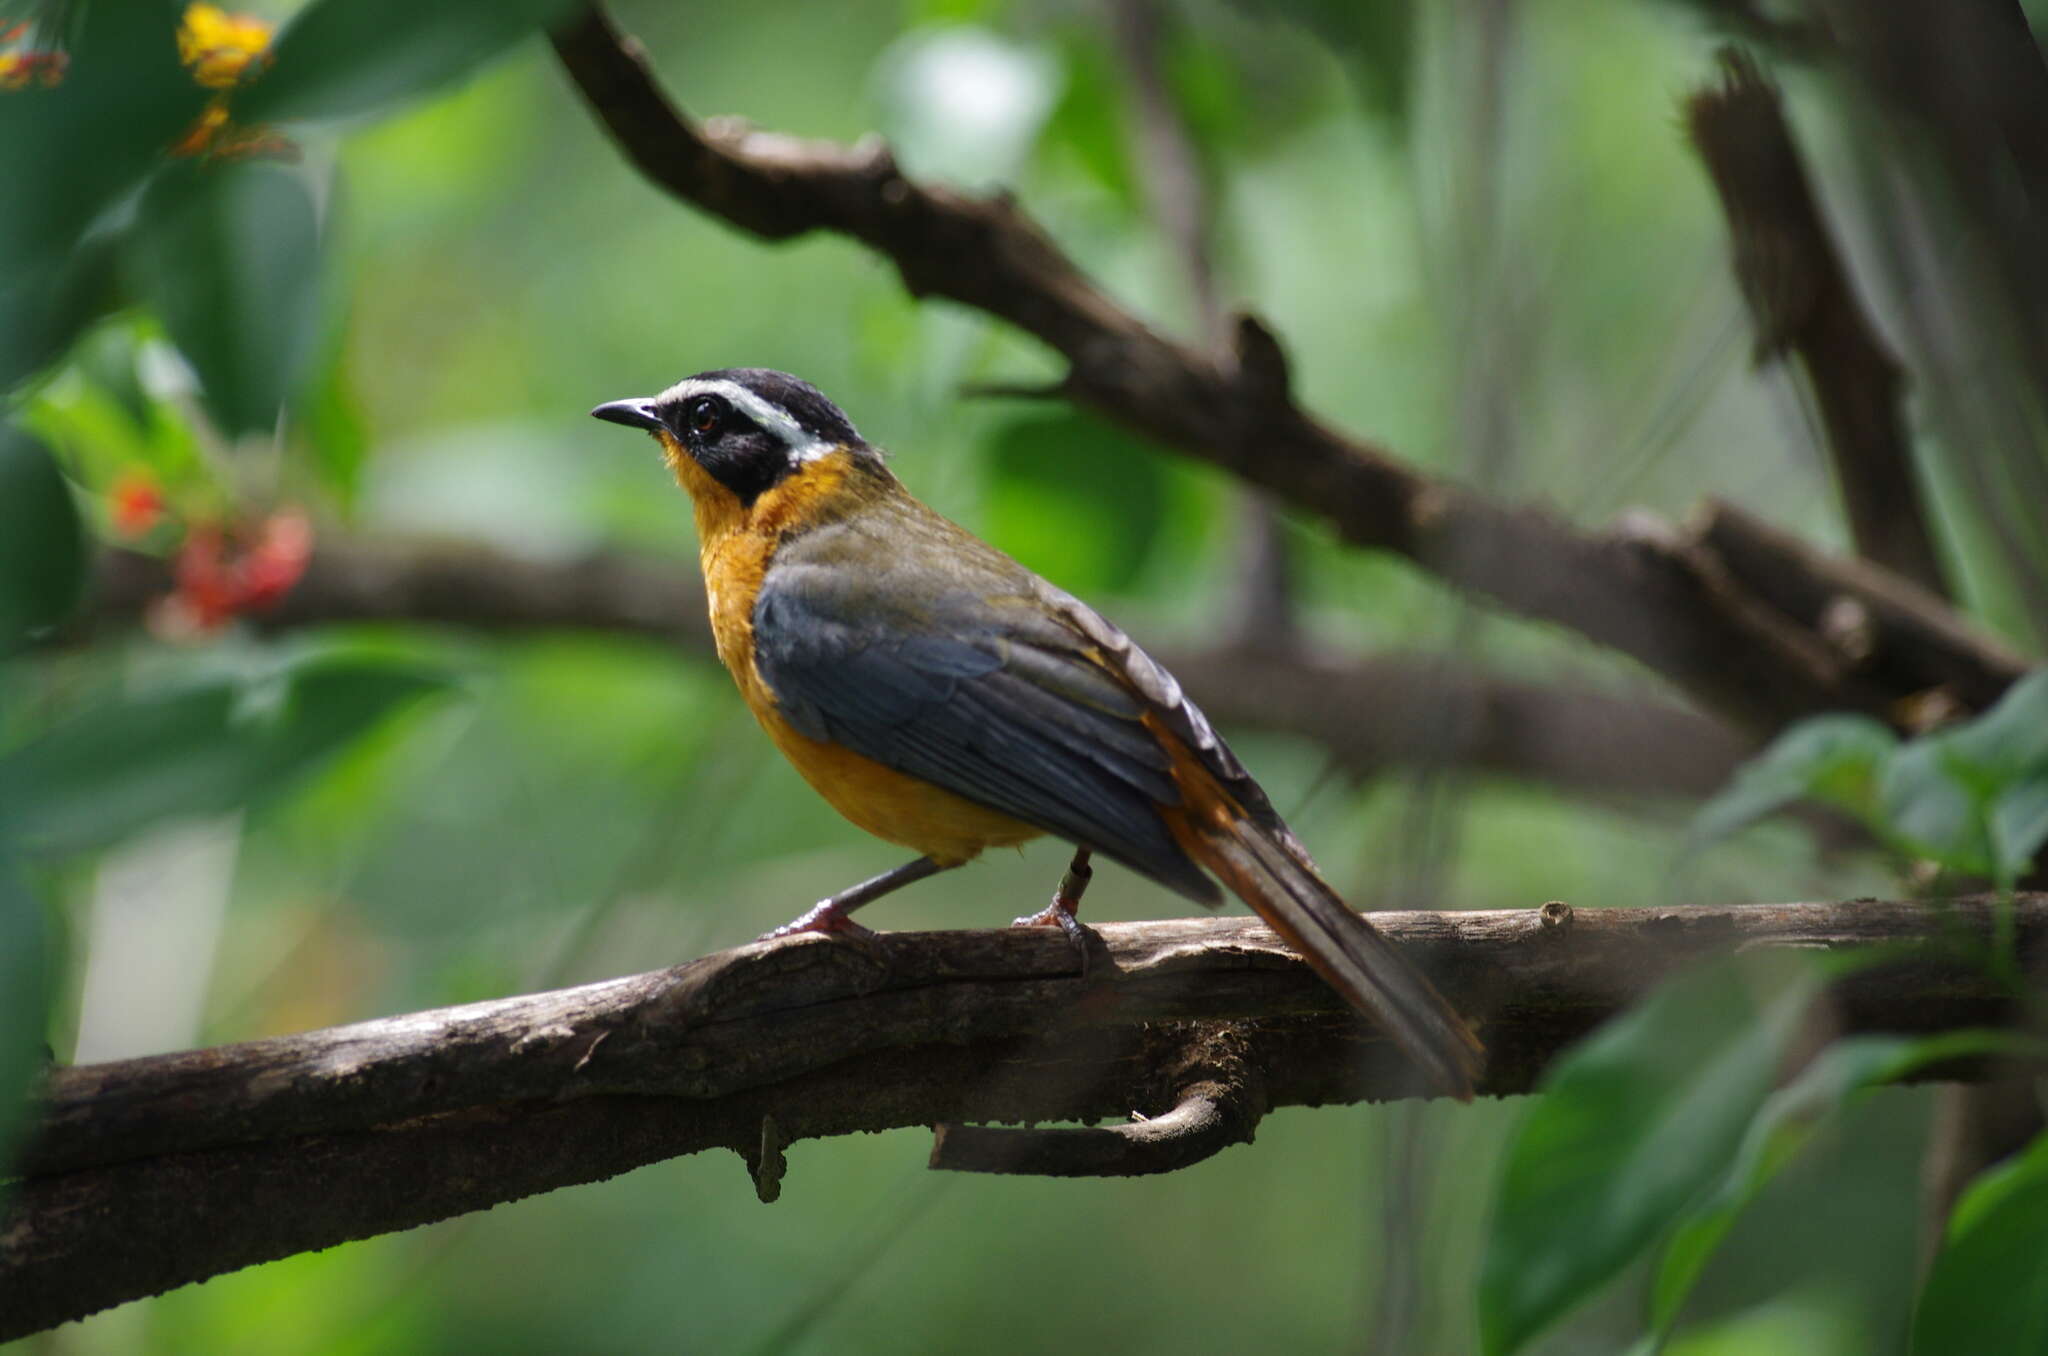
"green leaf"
0,654,456,857
301,331,370,512
1650,1030,2028,1339
984,409,1169,594
132,161,323,439
0,226,124,391
0,426,87,654
1880,739,1995,878
1991,773,2048,886
1478,956,1820,1356
1912,1130,2048,1354
0,846,54,1179
237,0,577,125
1689,715,1898,848
1251,0,1416,127
0,2,204,280
1945,670,2048,775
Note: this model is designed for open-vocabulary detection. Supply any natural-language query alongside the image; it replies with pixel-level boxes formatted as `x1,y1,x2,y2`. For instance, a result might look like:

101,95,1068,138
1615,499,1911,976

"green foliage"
1690,673,2048,887
238,0,579,125
0,650,457,857
1649,1030,2033,1342
0,425,87,653
1482,957,2030,1356
132,162,323,439
1912,1129,2048,1353
1479,955,1821,1356
0,841,53,1178
983,408,1168,593
0,3,201,387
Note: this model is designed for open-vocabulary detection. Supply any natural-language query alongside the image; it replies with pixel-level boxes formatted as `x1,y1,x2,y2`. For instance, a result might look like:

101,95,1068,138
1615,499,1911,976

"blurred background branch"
85,539,1753,804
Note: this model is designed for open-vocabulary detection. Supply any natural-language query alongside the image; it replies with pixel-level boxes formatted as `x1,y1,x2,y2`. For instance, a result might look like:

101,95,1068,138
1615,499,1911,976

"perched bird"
593,369,1484,1098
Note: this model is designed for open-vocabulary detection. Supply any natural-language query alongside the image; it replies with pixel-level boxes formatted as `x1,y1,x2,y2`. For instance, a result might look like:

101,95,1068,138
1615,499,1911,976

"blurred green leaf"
1041,37,1139,214
132,161,322,439
1937,670,2048,883
1991,774,2048,886
0,843,53,1178
1879,739,1996,879
1651,1029,2030,1340
0,2,202,271
0,654,456,857
301,338,369,512
1912,1129,2048,1354
237,0,576,125
0,426,87,654
1479,955,1821,1356
1248,0,1415,126
984,409,1168,593
1689,715,1897,848
0,227,125,391
0,3,202,390
1945,670,2048,773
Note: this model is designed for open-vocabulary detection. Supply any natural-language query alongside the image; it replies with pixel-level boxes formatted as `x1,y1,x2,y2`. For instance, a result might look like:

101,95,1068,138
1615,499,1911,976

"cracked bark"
4,895,2039,1340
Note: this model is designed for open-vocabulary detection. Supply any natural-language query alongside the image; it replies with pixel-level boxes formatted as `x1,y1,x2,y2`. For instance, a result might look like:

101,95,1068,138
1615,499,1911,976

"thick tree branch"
1686,49,1946,595
6,896,2040,1339
86,541,1753,801
545,5,2026,736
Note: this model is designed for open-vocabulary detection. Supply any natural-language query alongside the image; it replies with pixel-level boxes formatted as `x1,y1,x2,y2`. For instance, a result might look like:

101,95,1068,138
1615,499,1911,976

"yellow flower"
177,2,272,90
169,3,292,160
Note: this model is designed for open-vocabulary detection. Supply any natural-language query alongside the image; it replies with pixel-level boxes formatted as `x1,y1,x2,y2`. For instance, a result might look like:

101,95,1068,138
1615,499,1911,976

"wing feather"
751,538,1218,904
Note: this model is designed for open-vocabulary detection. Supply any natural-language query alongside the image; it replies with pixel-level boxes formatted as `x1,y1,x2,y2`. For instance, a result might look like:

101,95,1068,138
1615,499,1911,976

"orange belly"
752,702,1043,865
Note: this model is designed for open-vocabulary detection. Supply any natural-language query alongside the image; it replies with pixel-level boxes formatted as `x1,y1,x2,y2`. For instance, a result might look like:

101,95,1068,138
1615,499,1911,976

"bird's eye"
686,395,726,436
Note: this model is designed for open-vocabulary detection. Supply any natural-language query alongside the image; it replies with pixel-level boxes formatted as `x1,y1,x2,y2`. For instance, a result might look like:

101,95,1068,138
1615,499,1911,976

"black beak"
590,398,664,432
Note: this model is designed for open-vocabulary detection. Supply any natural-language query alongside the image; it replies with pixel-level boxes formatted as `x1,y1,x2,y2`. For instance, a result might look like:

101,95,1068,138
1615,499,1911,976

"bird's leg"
758,856,950,941
1011,848,1093,945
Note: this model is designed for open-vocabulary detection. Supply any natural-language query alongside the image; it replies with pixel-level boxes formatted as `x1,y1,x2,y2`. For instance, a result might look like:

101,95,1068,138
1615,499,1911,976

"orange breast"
686,445,1041,866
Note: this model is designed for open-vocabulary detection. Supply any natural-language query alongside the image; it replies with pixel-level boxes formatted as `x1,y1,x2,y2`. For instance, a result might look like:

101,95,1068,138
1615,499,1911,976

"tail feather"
1196,825,1483,1100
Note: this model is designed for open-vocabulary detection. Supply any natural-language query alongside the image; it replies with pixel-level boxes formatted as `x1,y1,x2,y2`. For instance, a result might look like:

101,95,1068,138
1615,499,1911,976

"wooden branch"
5,896,2040,1339
86,541,1752,801
544,5,2026,736
1686,49,1946,595
1695,502,2030,719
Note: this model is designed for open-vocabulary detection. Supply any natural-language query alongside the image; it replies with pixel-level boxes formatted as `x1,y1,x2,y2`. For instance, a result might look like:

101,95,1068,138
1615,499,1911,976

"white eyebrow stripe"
656,377,841,464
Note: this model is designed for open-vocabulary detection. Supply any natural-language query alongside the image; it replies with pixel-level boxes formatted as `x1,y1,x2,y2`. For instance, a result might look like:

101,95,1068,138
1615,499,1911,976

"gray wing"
751,511,1223,905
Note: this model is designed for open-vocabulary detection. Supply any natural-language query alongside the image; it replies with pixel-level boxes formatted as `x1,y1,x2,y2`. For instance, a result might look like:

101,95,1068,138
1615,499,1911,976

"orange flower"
176,3,272,90
108,467,168,538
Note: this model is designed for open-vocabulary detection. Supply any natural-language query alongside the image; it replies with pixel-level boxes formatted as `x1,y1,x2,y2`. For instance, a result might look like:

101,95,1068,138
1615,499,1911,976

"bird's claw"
757,902,879,943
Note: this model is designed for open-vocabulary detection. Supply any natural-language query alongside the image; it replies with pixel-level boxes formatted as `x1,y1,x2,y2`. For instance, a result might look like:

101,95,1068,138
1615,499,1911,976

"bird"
592,368,1484,1098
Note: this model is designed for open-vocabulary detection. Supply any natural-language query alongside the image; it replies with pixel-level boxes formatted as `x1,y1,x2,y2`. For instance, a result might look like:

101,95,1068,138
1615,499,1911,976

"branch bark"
6,895,2040,1339
1685,48,1946,595
545,4,2025,738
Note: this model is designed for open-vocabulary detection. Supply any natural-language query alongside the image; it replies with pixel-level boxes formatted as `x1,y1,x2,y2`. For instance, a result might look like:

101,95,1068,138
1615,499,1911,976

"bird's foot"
1011,849,1095,967
1009,899,1089,945
757,900,879,943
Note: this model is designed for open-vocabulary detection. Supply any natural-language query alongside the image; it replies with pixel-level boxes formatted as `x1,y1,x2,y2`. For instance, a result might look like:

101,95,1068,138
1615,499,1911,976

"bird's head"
592,368,883,539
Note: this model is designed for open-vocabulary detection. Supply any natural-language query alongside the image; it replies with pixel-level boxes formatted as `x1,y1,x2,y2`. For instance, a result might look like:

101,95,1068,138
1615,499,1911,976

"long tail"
1193,821,1484,1100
